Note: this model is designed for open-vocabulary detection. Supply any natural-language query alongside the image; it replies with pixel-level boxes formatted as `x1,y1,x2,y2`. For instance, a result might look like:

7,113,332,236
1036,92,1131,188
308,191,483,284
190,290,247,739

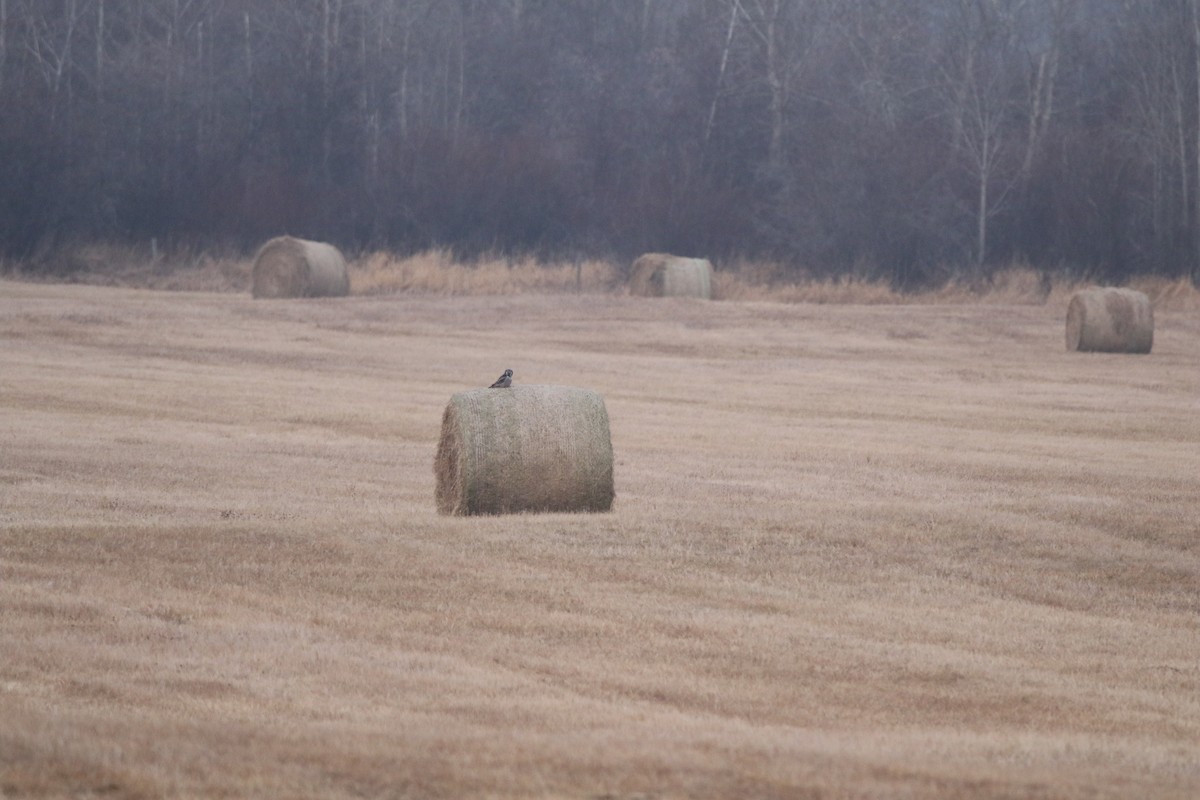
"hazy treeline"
4,0,1200,285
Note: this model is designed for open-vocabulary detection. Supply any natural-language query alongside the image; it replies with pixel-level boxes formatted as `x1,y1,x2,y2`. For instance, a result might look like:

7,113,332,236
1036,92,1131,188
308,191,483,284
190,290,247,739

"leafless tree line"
3,0,1200,284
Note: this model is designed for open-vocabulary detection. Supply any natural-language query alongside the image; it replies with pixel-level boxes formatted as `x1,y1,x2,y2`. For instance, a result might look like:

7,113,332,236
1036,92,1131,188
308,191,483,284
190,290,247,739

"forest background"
5,0,1200,288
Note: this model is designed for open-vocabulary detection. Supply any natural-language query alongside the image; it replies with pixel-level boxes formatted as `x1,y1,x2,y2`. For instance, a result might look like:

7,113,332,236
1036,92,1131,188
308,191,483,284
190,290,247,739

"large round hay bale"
629,253,713,299
1065,287,1153,353
251,236,349,299
435,385,614,516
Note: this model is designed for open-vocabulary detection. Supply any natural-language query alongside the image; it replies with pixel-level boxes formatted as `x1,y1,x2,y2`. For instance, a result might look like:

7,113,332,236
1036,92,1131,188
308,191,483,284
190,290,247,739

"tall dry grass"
1128,273,1200,311
351,249,621,295
0,241,253,292
4,242,1200,310
2,279,1198,798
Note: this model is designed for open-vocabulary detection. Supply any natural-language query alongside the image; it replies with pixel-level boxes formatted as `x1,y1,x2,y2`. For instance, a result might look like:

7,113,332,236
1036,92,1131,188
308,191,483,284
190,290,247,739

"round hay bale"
629,253,713,299
1066,287,1153,353
251,236,349,299
435,385,614,516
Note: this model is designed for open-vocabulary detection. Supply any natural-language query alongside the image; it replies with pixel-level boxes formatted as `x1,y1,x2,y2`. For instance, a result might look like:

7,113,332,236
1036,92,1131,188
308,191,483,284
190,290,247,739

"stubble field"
1,278,1198,798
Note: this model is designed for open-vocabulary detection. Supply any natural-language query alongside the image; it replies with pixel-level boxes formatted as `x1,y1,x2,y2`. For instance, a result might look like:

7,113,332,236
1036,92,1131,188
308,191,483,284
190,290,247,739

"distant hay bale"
251,236,349,299
435,385,614,516
629,253,713,299
1065,287,1153,353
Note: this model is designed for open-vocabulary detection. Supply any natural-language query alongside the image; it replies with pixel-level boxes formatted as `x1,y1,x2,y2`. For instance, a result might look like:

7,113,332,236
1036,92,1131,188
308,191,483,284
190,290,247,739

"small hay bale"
1065,287,1153,353
251,236,349,299
435,385,614,516
629,253,714,299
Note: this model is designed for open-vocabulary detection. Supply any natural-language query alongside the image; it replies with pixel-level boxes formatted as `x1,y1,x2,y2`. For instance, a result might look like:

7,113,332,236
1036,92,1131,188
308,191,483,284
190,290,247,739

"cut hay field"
2,279,1198,799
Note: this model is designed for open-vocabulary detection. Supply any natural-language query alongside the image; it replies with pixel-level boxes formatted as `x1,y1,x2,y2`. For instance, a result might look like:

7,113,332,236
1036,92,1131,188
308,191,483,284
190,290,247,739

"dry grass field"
2,276,1199,799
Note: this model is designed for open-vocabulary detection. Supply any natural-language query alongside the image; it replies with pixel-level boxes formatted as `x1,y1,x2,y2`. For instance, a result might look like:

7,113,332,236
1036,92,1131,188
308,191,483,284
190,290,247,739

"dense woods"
4,0,1200,285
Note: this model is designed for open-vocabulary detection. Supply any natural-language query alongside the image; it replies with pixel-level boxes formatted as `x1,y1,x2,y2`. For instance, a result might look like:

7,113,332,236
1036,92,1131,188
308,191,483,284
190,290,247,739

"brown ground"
2,280,1198,799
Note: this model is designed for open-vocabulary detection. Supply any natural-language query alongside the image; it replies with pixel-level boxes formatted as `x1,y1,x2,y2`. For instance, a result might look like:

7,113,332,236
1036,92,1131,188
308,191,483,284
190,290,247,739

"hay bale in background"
435,385,614,516
251,236,349,299
629,253,713,299
1066,287,1153,353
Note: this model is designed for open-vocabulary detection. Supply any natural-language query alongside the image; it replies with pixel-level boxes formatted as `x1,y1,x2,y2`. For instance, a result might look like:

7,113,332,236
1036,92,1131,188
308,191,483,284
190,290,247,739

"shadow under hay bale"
629,253,713,299
251,236,349,299
435,385,614,516
1066,287,1153,354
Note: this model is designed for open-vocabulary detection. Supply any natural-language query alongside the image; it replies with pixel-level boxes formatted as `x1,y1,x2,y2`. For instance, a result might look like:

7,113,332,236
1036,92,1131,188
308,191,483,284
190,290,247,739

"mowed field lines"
1,279,1198,799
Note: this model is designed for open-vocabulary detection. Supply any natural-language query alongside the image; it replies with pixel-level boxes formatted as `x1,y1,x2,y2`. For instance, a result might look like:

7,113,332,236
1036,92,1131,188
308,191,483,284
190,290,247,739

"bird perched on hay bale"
434,384,614,516
629,253,714,299
489,369,513,388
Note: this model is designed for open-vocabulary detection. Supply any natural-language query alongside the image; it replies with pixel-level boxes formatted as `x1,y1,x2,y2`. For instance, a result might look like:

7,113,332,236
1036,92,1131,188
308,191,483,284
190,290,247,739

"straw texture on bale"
1065,287,1154,353
629,253,714,299
435,385,614,516
251,236,349,299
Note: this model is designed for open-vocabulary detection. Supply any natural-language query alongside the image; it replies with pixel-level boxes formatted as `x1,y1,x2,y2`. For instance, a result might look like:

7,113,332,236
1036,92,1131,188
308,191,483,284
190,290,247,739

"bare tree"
731,0,837,168
703,0,739,155
0,0,6,91
1017,0,1080,182
936,0,1029,273
21,0,82,102
1191,0,1200,277
94,0,103,98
